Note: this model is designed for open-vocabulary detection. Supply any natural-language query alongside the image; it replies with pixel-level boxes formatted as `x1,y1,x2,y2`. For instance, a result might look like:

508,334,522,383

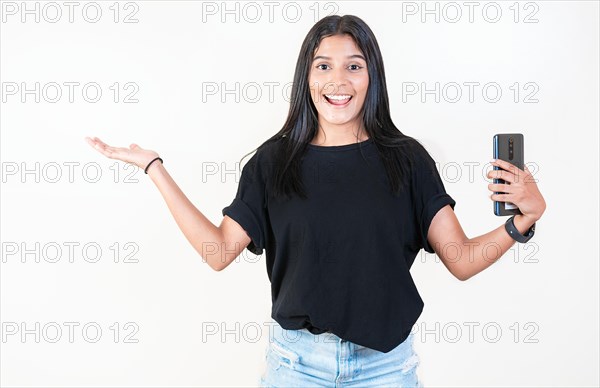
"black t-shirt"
222,136,456,353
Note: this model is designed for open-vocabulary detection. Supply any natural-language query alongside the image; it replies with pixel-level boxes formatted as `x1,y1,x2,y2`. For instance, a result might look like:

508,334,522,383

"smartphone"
493,133,524,216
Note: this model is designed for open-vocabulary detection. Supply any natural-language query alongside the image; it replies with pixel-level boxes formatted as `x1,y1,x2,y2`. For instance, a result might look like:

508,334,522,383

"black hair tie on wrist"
144,157,163,174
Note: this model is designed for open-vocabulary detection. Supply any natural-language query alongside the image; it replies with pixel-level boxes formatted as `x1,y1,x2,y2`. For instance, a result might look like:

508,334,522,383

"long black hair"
239,14,423,200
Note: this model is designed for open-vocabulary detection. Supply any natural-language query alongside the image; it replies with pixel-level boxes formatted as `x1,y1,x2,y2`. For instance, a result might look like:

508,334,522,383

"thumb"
129,143,140,150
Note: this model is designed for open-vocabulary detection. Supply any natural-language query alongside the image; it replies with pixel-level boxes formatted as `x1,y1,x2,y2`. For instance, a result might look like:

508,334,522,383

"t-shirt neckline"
307,137,374,152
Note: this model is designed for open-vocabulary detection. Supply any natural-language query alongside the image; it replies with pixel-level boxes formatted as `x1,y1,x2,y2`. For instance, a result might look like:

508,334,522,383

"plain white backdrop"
1,1,598,386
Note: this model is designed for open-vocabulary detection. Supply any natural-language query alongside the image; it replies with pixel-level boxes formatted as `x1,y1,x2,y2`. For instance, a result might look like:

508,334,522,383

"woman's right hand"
85,136,160,171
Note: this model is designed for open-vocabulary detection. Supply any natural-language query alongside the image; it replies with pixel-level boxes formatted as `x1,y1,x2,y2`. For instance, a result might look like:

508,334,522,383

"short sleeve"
412,145,457,254
222,152,267,256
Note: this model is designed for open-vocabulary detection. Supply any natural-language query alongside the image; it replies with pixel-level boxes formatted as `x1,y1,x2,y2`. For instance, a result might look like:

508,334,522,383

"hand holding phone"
493,133,524,216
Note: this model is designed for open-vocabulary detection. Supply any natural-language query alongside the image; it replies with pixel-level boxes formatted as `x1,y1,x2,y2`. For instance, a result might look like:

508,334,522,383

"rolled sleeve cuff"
222,198,264,256
420,193,456,254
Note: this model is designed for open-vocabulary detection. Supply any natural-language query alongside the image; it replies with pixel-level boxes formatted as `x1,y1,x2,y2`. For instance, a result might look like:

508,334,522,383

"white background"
1,1,598,387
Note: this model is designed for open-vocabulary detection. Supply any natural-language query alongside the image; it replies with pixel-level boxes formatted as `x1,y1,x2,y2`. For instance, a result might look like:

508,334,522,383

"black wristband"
504,215,535,243
144,157,163,174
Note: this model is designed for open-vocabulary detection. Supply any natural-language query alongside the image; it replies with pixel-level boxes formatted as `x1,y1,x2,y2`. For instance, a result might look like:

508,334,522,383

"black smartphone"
493,133,524,216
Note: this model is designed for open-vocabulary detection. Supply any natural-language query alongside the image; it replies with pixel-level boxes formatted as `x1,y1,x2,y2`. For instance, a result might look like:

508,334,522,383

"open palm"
85,136,159,170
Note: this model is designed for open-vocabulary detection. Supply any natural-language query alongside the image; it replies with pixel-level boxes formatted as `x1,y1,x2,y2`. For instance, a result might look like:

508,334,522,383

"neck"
310,122,368,146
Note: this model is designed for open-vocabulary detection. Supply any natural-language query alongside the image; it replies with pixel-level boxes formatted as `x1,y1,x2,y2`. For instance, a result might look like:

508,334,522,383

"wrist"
513,214,536,234
145,157,164,175
505,215,536,243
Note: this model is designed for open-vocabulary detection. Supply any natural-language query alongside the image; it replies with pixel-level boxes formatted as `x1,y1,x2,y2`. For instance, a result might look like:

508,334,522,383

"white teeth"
325,94,352,100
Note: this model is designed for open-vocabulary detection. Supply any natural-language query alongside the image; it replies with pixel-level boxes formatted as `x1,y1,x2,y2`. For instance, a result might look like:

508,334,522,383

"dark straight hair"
240,14,424,200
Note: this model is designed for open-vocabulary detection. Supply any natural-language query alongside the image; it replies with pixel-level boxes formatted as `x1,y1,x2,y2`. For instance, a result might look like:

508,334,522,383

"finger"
490,192,513,202
94,137,111,148
522,164,532,182
97,140,126,155
95,146,115,158
86,137,106,150
488,183,514,193
86,137,133,162
85,136,102,146
86,138,107,152
487,168,516,183
491,158,523,175
93,143,121,158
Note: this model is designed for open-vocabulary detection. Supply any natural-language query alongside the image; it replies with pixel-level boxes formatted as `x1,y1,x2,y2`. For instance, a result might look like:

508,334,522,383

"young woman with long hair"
86,14,546,387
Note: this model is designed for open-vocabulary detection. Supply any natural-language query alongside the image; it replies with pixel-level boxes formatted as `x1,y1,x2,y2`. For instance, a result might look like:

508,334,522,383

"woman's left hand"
487,159,546,222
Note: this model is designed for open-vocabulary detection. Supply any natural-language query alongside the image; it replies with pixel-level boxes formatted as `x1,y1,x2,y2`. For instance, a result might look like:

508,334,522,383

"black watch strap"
505,215,536,243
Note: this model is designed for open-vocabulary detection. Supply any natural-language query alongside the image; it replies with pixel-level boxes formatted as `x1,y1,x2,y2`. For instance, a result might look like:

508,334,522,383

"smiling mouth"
323,94,352,106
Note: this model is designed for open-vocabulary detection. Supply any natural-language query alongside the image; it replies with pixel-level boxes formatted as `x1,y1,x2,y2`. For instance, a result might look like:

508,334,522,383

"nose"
324,68,347,95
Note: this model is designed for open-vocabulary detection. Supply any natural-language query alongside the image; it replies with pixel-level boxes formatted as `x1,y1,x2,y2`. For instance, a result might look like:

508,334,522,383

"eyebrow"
312,54,366,62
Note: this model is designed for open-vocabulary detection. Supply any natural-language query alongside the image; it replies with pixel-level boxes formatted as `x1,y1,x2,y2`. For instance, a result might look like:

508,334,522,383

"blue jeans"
259,320,423,387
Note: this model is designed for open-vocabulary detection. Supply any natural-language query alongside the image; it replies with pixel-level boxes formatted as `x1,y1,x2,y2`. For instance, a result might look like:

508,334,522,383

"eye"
316,64,329,70
349,64,363,70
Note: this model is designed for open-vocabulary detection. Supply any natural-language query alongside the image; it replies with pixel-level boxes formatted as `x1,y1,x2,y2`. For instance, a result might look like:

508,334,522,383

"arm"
427,158,546,281
85,136,251,272
146,162,251,271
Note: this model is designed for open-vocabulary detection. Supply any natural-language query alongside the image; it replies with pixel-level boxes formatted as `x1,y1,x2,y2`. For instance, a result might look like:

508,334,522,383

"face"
308,34,369,134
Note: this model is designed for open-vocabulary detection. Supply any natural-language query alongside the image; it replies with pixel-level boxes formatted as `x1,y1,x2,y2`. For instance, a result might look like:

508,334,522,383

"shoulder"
406,140,445,190
393,137,440,185
255,136,285,160
240,136,285,178
399,138,435,167
384,136,436,172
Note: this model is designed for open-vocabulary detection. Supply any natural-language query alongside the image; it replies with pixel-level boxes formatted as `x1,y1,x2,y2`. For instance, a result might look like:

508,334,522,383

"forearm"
428,157,545,281
146,162,223,269
456,215,536,281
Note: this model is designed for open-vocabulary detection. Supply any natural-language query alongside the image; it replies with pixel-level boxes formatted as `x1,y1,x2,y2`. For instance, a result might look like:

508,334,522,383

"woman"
86,14,546,388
